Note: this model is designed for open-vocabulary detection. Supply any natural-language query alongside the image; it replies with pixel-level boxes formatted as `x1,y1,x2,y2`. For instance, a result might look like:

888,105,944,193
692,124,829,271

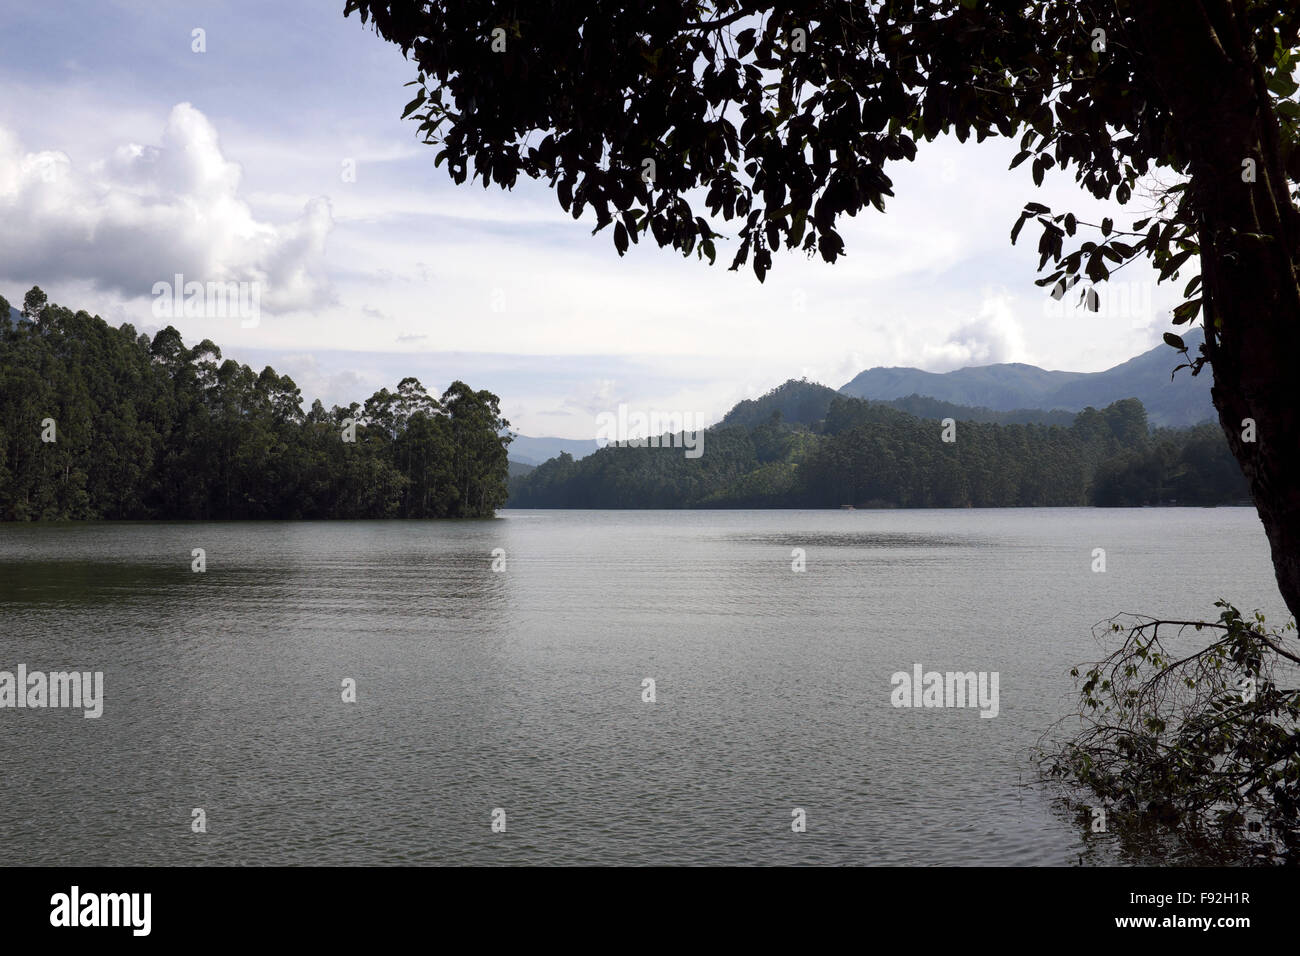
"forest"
1,287,1249,519
0,288,511,520
508,380,1250,510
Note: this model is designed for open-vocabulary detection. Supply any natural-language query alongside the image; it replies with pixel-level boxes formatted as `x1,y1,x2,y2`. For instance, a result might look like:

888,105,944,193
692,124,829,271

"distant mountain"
721,378,1078,429
510,334,1212,473
507,459,536,479
507,434,600,466
840,329,1214,427
507,388,1246,509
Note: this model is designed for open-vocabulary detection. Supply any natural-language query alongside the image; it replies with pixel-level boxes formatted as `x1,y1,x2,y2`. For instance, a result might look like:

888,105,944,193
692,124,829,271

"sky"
0,0,1188,439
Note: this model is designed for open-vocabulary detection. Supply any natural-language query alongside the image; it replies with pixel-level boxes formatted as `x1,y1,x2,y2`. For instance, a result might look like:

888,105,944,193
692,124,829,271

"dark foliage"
0,290,510,520
1040,602,1300,863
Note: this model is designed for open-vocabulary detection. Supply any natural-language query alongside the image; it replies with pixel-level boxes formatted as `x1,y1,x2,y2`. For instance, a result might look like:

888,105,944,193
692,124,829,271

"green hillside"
508,381,1246,509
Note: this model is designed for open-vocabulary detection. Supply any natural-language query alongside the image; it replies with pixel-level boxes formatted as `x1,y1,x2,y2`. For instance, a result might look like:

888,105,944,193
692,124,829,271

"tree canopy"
0,289,511,520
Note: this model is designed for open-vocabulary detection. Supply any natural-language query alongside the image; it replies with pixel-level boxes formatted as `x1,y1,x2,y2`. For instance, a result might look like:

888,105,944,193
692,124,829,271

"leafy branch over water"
1039,603,1300,863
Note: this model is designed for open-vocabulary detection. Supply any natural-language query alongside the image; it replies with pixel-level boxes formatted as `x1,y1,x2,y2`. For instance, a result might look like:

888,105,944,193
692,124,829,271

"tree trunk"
1130,0,1300,620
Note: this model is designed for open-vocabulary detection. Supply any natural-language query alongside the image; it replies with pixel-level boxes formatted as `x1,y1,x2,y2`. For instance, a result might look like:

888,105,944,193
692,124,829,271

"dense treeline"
508,380,1250,509
0,288,510,520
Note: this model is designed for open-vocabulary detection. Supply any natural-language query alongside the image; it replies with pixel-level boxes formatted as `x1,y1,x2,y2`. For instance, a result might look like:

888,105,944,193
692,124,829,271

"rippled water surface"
0,508,1285,865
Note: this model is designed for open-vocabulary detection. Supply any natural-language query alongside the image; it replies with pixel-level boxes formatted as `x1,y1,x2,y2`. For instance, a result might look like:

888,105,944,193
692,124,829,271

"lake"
0,508,1286,865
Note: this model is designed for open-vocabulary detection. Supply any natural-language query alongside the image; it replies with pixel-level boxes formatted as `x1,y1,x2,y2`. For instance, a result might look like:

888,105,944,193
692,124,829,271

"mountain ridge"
839,329,1213,427
507,434,600,466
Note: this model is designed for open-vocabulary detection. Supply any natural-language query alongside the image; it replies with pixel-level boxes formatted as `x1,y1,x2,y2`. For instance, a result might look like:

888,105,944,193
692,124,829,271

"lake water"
0,508,1286,865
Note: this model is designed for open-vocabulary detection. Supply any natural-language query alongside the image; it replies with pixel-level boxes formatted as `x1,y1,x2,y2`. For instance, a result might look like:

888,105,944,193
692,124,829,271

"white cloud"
0,102,334,313
919,290,1032,371
558,378,619,416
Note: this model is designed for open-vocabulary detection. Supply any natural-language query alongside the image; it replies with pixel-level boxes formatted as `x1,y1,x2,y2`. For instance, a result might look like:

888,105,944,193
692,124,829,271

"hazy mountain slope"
840,329,1213,427
506,434,600,466
842,362,1085,409
1039,331,1214,428
720,378,1078,428
886,393,1078,426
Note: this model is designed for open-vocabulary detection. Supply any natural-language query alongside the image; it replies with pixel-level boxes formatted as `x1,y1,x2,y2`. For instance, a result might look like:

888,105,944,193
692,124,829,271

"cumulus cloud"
919,291,1031,371
0,103,333,312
